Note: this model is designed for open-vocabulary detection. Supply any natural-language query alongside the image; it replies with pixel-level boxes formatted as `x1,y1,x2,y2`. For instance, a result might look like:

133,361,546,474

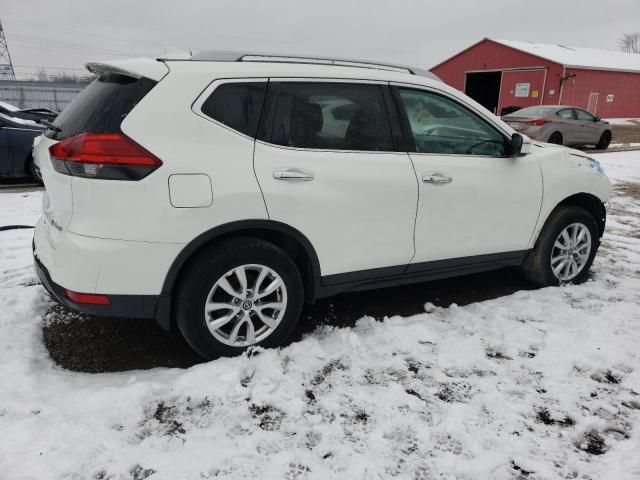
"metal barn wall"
430,39,640,118
0,80,88,112
560,68,640,118
499,69,548,111
431,39,565,106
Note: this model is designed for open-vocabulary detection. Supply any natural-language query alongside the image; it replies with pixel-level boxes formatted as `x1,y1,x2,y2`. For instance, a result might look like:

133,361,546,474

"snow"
1,151,640,479
491,39,640,73
605,118,640,126
0,112,40,127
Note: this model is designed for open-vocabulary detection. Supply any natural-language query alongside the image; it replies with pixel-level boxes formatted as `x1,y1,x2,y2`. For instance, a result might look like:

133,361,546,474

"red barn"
431,38,640,118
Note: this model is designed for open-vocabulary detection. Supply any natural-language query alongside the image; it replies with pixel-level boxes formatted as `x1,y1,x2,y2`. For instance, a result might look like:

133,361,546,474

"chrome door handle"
273,169,314,181
422,172,452,184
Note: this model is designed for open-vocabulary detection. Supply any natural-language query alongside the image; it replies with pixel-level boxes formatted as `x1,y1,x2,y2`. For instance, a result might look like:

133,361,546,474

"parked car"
33,53,612,359
502,105,612,149
0,101,58,125
0,112,45,183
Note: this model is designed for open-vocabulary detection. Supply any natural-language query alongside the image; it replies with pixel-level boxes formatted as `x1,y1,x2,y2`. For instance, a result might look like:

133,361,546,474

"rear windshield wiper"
41,119,61,132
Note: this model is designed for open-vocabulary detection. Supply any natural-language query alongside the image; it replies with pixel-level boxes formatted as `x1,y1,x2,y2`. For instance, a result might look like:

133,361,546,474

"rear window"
47,73,157,140
509,106,556,117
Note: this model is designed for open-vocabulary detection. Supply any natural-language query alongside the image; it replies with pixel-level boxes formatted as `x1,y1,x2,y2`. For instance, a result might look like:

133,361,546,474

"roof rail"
186,50,440,81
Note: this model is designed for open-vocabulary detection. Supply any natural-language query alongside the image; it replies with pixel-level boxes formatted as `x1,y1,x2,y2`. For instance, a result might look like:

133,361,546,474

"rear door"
556,108,581,144
253,80,418,278
392,84,542,266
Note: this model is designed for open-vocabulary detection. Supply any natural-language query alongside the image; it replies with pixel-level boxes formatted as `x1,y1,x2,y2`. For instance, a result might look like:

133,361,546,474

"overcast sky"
2,0,639,79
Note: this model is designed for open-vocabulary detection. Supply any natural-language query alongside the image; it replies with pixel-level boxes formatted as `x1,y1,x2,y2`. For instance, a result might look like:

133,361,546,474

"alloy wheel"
204,264,287,347
550,223,592,282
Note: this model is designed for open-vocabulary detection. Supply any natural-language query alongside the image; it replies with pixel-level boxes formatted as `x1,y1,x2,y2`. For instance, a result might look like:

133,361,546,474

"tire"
523,206,599,287
175,237,304,359
547,132,563,145
28,156,44,185
596,131,612,150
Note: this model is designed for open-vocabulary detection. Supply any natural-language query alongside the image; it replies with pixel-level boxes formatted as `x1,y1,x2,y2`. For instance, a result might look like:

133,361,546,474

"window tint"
48,73,157,141
557,109,575,120
574,109,595,121
397,88,507,156
201,82,267,138
263,82,393,151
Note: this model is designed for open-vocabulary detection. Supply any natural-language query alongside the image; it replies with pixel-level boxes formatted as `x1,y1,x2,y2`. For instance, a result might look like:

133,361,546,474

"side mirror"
594,116,601,122
510,133,524,157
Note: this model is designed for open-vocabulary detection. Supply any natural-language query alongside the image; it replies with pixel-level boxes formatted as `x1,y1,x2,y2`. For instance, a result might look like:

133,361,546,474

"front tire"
523,206,599,287
596,131,612,150
175,238,304,359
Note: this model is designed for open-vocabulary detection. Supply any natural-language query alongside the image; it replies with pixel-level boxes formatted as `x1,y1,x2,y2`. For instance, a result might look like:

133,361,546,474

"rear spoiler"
85,58,169,81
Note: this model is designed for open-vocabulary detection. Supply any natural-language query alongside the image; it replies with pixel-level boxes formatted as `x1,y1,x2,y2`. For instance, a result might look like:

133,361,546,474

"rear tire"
548,132,563,145
596,131,612,150
523,206,599,287
175,238,304,359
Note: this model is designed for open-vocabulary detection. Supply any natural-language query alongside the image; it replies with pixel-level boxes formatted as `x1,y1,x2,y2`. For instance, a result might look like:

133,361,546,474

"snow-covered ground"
1,151,640,480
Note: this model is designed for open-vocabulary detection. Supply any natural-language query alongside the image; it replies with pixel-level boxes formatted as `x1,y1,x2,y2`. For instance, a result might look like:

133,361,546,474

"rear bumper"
34,250,159,319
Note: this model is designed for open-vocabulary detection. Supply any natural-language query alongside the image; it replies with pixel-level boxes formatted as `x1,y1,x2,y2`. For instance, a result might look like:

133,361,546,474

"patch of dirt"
248,403,285,431
614,181,640,200
535,408,575,427
575,429,608,455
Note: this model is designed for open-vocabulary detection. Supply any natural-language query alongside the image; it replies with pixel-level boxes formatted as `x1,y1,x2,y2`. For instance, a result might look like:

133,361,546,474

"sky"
2,0,639,79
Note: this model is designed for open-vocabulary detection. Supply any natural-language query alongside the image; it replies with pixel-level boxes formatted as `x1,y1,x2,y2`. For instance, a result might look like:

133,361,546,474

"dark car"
0,101,58,125
0,113,46,183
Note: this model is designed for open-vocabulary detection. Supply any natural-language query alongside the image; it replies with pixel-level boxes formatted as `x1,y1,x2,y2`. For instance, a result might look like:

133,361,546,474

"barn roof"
491,39,640,73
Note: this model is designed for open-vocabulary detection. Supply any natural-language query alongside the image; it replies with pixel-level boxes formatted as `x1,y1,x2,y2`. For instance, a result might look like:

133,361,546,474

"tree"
619,33,640,54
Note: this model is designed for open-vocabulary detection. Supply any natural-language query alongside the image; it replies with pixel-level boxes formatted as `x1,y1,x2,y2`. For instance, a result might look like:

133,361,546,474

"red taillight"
65,289,111,305
525,119,547,126
49,133,162,180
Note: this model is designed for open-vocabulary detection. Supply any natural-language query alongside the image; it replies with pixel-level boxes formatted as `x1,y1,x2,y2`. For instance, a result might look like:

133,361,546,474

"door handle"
422,172,452,184
273,169,314,181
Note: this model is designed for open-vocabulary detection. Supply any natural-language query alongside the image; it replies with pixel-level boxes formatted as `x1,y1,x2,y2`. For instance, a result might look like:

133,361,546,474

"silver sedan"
503,106,612,149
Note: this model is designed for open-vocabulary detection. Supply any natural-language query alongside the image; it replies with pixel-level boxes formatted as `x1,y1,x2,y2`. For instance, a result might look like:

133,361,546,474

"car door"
253,80,418,278
556,108,581,145
391,84,542,267
573,108,600,144
0,118,12,175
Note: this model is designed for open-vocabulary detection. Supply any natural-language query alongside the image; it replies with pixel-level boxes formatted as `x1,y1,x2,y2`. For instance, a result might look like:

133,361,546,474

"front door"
391,85,542,266
253,80,418,277
587,92,599,115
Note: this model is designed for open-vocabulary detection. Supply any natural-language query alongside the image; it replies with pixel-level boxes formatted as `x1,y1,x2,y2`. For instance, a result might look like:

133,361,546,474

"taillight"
49,133,162,180
525,119,547,126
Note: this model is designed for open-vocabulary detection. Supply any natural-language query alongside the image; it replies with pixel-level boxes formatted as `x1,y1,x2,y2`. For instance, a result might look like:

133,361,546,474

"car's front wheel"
596,131,612,150
523,206,599,287
175,238,304,359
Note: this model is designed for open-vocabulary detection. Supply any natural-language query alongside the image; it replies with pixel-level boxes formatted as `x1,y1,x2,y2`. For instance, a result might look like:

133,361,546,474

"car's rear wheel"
523,206,599,287
596,131,612,150
175,238,304,359
548,132,563,145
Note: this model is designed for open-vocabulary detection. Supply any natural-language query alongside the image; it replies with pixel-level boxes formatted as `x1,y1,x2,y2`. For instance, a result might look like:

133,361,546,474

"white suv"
33,52,612,359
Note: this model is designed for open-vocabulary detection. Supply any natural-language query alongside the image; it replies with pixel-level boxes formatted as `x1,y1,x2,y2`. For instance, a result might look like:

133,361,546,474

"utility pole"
0,18,17,81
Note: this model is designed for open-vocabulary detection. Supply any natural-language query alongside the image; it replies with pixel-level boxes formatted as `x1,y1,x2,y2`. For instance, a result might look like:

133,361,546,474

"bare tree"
619,33,640,54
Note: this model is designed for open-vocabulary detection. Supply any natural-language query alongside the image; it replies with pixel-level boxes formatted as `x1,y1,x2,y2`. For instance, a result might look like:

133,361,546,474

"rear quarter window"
48,73,157,140
200,82,267,138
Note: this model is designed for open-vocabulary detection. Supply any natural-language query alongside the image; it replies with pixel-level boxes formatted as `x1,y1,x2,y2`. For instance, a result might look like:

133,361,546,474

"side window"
575,109,595,121
200,82,267,137
396,88,507,157
263,82,393,151
557,109,575,120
